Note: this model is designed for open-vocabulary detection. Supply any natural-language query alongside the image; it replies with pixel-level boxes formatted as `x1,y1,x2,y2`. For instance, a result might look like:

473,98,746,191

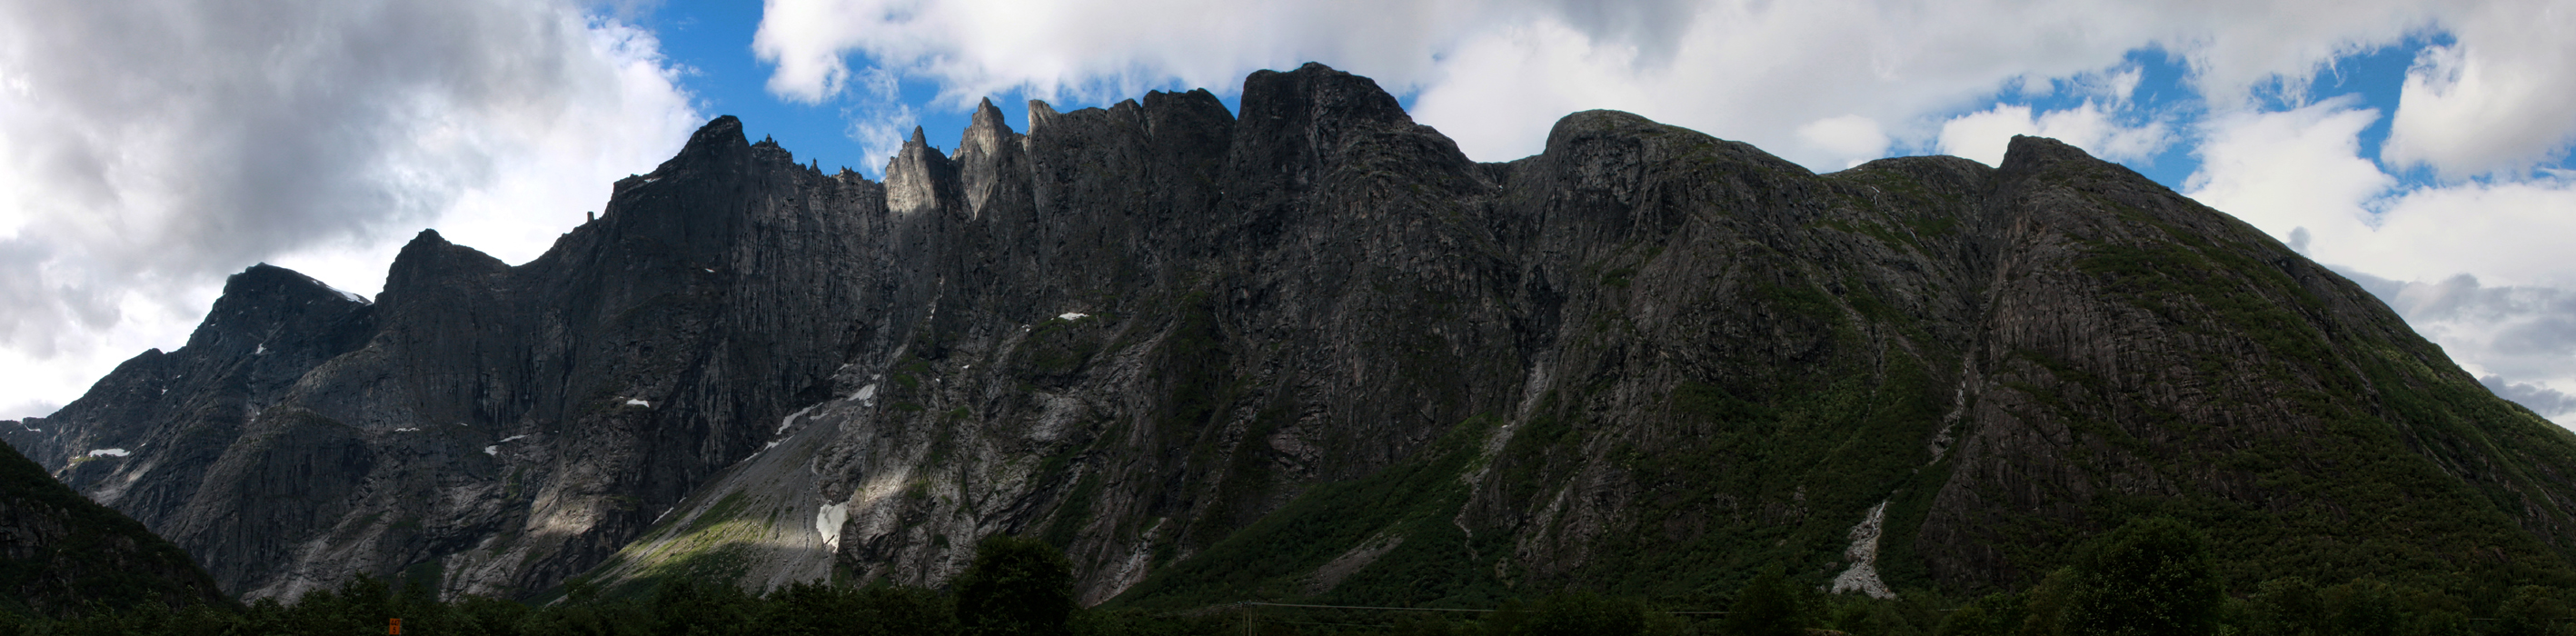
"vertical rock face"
12,63,2576,606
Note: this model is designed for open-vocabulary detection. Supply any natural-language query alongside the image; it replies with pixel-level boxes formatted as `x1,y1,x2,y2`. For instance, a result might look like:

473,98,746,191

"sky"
2,0,2572,426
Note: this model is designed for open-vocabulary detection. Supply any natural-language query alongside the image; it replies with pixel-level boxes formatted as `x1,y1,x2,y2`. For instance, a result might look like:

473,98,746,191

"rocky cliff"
10,63,2576,606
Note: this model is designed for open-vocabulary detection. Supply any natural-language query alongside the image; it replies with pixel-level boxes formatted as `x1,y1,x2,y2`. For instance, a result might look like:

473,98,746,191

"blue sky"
2,0,2573,425
633,4,2551,193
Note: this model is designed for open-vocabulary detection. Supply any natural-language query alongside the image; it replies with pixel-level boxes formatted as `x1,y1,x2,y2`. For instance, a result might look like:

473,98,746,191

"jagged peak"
684,115,747,154
383,229,507,306
655,115,752,174
1238,62,1409,130
184,262,369,352
885,124,956,216
973,97,1006,129
1987,134,2163,196
221,263,363,306
1028,99,1061,133
1996,134,2145,183
958,96,1019,169
1996,134,2094,173
963,98,1015,141
1542,109,1807,177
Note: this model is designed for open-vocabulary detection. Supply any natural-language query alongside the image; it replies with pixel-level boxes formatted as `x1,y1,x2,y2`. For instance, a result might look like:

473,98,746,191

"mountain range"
8,63,2576,607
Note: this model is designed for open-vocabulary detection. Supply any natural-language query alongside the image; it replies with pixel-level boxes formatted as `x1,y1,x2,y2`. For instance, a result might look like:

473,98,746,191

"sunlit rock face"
14,63,2576,604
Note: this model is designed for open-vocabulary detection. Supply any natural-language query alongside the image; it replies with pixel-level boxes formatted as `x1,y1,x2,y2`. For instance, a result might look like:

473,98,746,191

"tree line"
7,520,2576,636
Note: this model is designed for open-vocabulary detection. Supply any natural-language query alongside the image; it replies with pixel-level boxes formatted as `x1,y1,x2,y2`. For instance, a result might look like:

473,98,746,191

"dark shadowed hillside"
1,440,227,616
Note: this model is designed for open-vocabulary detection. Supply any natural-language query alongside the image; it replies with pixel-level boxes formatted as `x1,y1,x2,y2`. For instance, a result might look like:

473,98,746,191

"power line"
1242,602,1497,613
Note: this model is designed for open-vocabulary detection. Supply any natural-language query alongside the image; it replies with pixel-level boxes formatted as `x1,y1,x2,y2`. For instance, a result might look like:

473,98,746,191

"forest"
10,519,2576,636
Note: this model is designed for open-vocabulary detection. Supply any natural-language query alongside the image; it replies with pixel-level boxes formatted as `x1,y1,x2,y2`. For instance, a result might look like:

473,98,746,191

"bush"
2060,517,2221,636
1517,591,1646,636
1724,568,1807,636
955,534,1079,636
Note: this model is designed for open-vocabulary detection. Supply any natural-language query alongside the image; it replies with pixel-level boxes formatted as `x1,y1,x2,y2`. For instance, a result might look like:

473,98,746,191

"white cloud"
2342,271,2576,427
2382,0,2576,178
2192,100,2576,290
747,0,2486,172
847,103,921,178
752,0,1557,107
1934,103,2173,167
2183,99,2393,255
0,0,699,420
2188,95,2576,427
2076,65,2145,106
1797,115,1891,169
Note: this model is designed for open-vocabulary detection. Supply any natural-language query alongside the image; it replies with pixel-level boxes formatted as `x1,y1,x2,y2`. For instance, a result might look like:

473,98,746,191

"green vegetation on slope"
0,442,228,618
19,517,2576,636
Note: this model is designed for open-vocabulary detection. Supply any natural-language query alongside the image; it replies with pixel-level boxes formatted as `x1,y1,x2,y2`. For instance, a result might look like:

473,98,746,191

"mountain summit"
9,63,2576,605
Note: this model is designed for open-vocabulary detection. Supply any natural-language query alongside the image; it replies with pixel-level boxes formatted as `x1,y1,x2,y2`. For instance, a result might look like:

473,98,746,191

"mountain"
9,63,2576,607
1,435,227,616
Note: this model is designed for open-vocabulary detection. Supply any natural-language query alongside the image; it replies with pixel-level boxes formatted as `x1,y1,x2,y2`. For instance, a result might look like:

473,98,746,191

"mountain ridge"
8,62,2576,607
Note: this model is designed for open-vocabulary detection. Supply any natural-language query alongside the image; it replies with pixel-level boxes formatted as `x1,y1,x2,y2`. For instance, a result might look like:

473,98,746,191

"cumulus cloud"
1935,102,2173,167
1798,115,1891,169
747,0,2535,172
2192,100,2576,290
2382,0,2576,177
2183,99,2394,255
849,103,922,177
0,0,701,419
2190,97,2576,427
2340,271,2576,426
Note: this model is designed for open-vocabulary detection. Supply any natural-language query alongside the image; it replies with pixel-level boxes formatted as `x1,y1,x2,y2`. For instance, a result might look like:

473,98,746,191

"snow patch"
483,433,531,456
846,383,877,404
1829,501,1895,599
1057,312,1089,321
763,441,780,451
86,448,130,458
392,428,418,432
323,284,368,304
624,398,651,408
253,343,266,355
815,502,850,552
776,405,815,434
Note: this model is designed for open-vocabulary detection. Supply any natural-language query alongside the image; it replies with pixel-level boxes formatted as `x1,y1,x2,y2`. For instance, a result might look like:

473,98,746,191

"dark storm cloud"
0,0,699,420
2483,376,2576,420
0,0,646,349
2342,268,2576,420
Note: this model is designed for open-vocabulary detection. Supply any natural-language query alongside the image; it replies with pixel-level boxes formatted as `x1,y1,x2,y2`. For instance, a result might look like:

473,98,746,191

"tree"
2237,577,2323,636
1518,591,1645,636
1723,568,1805,636
2317,579,2398,636
2495,585,2575,636
650,580,751,636
955,534,1078,636
1932,592,2025,636
2060,517,2221,636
